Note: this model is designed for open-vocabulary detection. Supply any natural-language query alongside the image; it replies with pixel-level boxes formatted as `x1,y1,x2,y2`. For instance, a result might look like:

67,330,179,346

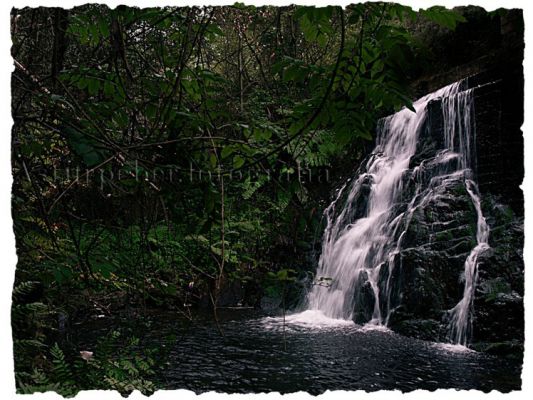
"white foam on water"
431,342,476,354
261,310,354,330
360,322,392,333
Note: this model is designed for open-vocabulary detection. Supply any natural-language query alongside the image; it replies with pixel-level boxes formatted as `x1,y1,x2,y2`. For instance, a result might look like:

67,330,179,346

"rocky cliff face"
410,7,524,214
386,185,524,356
344,7,525,354
379,78,524,355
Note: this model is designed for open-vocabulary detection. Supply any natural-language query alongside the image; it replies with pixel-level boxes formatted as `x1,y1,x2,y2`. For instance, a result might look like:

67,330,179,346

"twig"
48,155,116,214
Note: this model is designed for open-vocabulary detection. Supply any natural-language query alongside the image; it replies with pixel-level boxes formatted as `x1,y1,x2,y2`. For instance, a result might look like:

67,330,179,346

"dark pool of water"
74,309,522,393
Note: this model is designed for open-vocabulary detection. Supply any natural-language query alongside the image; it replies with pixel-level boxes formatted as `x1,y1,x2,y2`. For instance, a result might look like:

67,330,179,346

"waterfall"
301,80,489,345
447,180,490,345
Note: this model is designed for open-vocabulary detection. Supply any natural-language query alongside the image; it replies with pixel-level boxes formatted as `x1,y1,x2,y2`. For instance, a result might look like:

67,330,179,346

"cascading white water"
298,80,490,345
306,83,465,322
447,180,490,345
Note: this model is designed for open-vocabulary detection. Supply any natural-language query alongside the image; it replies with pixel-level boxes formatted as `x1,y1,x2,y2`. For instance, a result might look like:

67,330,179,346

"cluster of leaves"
12,281,55,375
12,277,159,396
16,332,158,396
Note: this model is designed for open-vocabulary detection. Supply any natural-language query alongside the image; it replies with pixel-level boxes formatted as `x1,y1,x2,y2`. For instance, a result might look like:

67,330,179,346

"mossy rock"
471,340,524,360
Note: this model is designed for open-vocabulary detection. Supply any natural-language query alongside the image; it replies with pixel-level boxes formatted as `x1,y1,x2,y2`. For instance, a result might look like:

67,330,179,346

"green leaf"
317,33,327,48
87,78,100,96
96,262,114,279
420,7,466,29
233,155,245,169
221,146,234,159
146,103,157,120
64,126,107,167
77,77,88,90
99,19,110,37
209,153,217,169
83,151,102,166
103,81,114,97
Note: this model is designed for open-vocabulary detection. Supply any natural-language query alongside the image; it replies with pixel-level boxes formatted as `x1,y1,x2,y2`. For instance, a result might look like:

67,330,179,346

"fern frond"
242,175,269,200
13,281,41,302
50,343,76,388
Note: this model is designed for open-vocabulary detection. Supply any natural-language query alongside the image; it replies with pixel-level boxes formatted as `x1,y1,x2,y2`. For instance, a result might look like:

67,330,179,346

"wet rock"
353,277,376,324
392,318,442,342
386,175,524,350
471,197,524,346
367,83,523,351
471,340,524,360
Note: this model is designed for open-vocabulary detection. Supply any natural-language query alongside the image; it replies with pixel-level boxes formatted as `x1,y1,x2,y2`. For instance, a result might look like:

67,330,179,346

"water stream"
73,310,522,393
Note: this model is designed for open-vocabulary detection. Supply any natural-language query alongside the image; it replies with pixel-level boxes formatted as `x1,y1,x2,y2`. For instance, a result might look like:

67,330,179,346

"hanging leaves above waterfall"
11,2,472,393
13,4,465,180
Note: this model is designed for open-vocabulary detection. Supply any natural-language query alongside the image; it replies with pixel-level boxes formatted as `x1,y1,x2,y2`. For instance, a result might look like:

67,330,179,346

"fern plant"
50,343,78,396
16,369,61,395
12,280,55,374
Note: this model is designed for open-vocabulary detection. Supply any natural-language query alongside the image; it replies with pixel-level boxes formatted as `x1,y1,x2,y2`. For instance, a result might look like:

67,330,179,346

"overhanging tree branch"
233,7,346,173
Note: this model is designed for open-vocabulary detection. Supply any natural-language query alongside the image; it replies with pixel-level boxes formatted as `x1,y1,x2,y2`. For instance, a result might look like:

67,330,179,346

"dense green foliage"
11,3,464,394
